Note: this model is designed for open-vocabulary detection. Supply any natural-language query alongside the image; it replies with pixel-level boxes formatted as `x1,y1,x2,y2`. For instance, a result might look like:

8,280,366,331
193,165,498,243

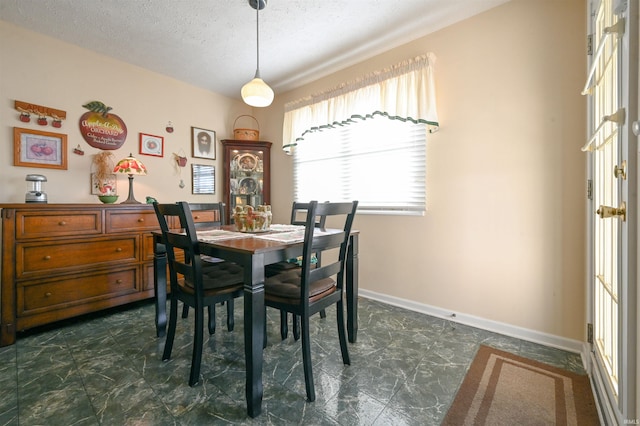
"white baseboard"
359,289,586,357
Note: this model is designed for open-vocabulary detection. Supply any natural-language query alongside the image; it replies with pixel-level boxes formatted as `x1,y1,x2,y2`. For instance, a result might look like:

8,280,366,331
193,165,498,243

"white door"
584,0,637,423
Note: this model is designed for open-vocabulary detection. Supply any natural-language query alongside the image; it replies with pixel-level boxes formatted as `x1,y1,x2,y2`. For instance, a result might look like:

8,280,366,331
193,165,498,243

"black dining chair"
153,201,244,387
265,201,328,340
264,200,358,401
180,202,236,332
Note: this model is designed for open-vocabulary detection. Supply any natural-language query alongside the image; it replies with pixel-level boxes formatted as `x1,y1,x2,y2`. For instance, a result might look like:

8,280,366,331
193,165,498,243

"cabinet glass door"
229,148,265,214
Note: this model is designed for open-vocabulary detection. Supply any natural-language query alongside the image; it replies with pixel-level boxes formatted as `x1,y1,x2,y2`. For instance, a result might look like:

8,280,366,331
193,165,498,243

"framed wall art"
139,133,164,157
90,173,117,195
191,126,216,160
192,164,215,194
13,127,68,170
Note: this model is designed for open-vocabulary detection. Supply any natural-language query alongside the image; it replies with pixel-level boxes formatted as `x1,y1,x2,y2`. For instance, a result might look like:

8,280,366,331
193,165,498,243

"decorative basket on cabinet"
233,115,260,141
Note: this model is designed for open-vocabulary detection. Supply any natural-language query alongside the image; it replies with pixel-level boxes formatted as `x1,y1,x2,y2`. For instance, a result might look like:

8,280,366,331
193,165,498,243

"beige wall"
266,0,587,341
0,20,252,204
0,0,587,342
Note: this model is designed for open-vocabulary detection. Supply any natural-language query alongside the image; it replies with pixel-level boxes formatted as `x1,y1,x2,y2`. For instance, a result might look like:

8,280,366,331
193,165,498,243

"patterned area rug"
442,345,599,425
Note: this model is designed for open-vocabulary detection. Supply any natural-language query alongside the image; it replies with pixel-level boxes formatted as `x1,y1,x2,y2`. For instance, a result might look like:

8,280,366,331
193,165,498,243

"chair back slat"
154,201,206,297
299,201,358,301
189,202,227,228
291,201,327,228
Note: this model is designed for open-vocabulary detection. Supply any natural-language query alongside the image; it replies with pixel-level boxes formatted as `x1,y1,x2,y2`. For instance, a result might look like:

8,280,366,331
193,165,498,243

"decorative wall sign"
13,127,68,170
79,101,127,150
14,100,66,127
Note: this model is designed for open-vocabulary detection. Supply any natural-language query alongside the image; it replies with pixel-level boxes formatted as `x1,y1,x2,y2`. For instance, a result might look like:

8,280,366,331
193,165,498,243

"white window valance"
282,53,439,154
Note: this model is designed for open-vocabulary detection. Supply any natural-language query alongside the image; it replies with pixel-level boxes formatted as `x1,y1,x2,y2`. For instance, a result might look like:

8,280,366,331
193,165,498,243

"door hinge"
587,34,593,55
587,323,594,344
587,179,593,200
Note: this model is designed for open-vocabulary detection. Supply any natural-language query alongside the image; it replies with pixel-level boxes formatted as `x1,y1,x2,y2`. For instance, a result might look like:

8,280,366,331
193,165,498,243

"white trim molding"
359,289,587,360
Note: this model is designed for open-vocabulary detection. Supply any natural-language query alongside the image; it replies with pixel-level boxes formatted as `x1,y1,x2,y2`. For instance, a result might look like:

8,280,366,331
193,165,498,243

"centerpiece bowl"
98,195,119,204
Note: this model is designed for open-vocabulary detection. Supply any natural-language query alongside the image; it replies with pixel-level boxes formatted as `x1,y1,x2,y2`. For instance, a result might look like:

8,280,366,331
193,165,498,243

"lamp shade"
241,77,274,107
113,154,147,176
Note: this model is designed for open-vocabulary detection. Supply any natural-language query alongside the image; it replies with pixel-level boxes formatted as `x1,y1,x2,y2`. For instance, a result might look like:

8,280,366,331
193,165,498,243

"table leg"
244,256,265,418
153,242,167,338
346,234,359,343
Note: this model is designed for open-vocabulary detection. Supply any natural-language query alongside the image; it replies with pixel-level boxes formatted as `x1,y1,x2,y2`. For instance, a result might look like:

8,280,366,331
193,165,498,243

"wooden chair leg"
280,310,288,340
162,297,179,361
301,315,315,402
207,305,216,335
226,300,235,331
190,304,204,387
182,303,189,318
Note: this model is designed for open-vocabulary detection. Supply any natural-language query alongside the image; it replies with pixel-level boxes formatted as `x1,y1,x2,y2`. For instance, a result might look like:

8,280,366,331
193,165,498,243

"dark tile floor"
0,298,586,425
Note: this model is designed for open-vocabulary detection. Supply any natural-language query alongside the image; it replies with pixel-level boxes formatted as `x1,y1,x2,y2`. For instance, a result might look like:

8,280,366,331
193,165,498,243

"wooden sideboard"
0,203,165,347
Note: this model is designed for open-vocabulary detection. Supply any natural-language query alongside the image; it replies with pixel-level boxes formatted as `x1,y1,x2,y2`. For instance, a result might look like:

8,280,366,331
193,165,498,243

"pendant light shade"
241,0,273,107
242,76,274,107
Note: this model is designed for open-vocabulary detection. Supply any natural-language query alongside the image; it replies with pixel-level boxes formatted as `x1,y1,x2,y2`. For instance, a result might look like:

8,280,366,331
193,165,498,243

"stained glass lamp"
113,153,147,204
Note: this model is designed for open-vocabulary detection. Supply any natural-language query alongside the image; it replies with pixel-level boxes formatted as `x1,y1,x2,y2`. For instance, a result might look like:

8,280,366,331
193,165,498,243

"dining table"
152,224,359,418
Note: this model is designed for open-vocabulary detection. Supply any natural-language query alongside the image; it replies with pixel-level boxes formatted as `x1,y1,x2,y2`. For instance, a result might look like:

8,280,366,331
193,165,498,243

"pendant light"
241,0,274,107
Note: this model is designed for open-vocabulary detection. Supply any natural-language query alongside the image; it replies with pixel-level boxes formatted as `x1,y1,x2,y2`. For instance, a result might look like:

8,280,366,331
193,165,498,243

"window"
284,54,439,215
294,114,427,215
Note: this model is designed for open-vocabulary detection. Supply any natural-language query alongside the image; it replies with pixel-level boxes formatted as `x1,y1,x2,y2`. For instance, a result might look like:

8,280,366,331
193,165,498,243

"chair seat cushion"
185,262,244,291
265,269,335,301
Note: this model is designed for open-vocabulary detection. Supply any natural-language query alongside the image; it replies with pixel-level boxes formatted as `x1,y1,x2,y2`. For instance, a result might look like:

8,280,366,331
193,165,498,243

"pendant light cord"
255,2,261,78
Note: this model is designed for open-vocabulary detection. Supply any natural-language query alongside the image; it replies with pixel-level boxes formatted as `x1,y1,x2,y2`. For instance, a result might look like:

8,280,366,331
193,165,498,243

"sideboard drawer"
17,237,138,277
192,211,217,224
106,209,160,232
16,210,102,239
17,268,138,315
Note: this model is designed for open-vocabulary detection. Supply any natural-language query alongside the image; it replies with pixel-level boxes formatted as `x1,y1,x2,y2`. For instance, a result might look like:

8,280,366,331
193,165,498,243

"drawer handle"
115,247,122,252
194,215,200,219
115,279,123,284
58,221,67,226
138,218,145,223
43,255,51,260
45,292,52,297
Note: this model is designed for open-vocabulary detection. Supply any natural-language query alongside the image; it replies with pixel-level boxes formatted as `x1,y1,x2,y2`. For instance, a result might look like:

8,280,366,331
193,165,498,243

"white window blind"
294,114,427,215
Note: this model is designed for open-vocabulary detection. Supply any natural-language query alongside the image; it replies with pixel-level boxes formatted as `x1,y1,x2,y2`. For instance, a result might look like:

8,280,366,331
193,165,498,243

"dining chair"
180,202,235,332
264,200,358,401
265,201,328,340
153,201,244,387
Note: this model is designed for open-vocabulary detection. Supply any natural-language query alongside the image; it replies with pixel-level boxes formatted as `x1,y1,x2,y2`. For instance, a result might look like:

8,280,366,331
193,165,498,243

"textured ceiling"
0,0,509,101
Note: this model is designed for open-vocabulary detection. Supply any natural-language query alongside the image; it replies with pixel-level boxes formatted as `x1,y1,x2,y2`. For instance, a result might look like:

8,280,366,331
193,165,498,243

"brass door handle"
614,161,627,180
597,202,626,221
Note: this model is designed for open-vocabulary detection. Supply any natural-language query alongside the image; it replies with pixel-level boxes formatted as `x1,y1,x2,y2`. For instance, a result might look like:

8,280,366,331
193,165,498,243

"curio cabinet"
221,139,271,222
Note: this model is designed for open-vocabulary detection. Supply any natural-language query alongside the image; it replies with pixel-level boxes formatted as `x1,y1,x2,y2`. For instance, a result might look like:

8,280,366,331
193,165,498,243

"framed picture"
91,173,117,195
191,127,216,159
139,133,164,157
192,164,215,194
13,127,67,170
